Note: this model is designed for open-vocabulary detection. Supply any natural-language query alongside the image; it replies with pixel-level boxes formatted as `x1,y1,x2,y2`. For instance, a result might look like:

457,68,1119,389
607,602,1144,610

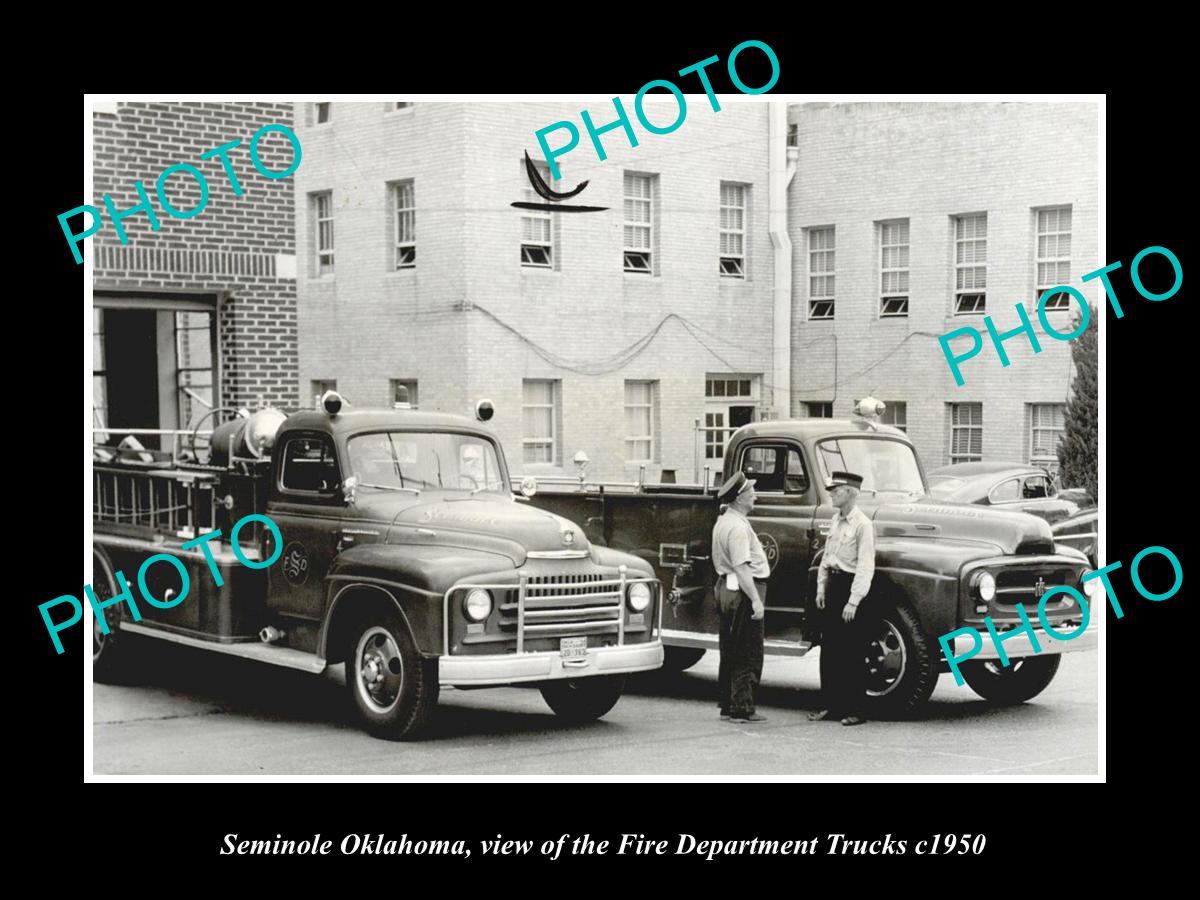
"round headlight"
463,588,493,622
1082,577,1101,600
974,571,996,602
627,582,652,612
519,476,538,498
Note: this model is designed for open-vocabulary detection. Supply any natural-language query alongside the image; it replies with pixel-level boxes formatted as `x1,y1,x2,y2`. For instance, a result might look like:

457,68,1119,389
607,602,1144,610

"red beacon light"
475,399,495,422
853,396,886,429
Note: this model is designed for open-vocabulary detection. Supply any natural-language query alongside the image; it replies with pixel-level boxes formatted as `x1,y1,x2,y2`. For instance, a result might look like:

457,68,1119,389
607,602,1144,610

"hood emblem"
562,530,575,546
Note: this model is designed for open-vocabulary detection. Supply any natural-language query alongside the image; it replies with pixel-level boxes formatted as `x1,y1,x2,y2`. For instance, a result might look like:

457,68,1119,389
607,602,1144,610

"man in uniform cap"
810,470,876,726
711,470,771,723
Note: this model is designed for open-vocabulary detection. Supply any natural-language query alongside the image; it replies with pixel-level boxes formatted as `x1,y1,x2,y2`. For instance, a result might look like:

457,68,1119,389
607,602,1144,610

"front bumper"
438,639,663,687
951,621,1098,661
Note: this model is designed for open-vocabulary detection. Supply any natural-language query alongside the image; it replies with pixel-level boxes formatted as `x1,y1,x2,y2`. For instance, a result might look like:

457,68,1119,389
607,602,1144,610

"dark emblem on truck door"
281,542,310,586
757,532,780,572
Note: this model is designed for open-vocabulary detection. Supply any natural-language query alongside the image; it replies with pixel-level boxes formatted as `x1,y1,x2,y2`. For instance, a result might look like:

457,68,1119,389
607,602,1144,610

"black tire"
960,655,1062,704
859,601,938,719
662,646,706,673
539,674,626,723
92,550,135,684
347,612,439,740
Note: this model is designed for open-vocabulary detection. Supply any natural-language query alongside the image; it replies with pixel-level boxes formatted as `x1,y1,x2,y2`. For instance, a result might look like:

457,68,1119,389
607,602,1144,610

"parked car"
927,462,1078,525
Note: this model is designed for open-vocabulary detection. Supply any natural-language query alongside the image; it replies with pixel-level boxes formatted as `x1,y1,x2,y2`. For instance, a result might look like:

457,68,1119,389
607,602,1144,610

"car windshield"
815,437,926,496
346,431,507,495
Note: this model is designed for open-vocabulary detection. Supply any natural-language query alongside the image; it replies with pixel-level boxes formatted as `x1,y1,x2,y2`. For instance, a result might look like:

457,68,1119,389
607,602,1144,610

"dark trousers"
820,571,867,717
716,580,767,716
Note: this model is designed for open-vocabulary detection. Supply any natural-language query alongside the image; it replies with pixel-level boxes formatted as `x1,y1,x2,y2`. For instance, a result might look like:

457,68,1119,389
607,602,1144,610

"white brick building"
293,100,1098,482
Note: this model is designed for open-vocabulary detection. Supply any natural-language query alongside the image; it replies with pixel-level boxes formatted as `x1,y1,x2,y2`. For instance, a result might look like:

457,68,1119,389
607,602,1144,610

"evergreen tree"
1057,305,1098,503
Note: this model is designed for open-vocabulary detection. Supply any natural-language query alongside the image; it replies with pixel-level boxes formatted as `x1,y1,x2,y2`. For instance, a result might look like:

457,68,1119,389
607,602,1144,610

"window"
954,213,987,314
521,161,554,268
390,379,418,408
280,436,341,494
92,308,107,434
704,376,759,460
314,103,331,124
312,191,334,275
989,478,1021,502
786,122,799,148
808,227,835,319
881,401,907,432
392,180,415,269
1036,206,1073,310
522,379,560,465
806,401,833,418
624,380,658,462
311,379,337,409
949,402,983,463
394,102,413,110
739,444,808,494
623,172,654,274
719,182,746,278
880,220,910,317
175,311,213,432
1029,403,1066,468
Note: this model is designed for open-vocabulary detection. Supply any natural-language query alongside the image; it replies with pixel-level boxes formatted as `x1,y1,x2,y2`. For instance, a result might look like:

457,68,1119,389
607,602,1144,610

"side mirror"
343,475,359,506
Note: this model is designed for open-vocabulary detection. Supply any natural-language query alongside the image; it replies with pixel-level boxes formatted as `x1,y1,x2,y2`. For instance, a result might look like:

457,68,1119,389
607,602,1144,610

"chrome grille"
500,572,628,650
994,566,1080,605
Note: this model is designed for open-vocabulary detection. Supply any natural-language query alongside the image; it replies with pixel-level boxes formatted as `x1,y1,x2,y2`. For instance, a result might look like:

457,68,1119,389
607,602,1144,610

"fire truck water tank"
208,408,287,466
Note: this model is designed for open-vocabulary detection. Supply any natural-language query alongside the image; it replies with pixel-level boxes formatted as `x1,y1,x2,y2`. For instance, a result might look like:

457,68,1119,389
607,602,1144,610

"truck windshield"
346,432,507,495
815,438,926,496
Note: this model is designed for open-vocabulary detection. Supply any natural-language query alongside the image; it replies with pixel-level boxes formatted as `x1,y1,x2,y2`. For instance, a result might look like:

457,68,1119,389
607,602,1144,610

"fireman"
810,471,876,727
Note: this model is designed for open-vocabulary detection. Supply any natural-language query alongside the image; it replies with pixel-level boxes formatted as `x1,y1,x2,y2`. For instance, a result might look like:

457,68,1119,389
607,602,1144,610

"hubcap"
355,627,404,713
864,618,907,697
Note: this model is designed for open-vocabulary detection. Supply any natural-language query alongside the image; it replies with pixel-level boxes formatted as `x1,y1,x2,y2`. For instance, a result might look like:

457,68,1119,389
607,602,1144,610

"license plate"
560,637,588,659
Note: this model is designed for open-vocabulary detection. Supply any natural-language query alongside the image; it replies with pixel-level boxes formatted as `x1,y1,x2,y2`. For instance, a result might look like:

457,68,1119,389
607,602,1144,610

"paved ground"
93,643,1098,776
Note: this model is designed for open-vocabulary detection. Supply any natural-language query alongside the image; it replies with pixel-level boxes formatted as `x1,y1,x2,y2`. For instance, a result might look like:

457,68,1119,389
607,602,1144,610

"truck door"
264,431,345,621
735,440,817,642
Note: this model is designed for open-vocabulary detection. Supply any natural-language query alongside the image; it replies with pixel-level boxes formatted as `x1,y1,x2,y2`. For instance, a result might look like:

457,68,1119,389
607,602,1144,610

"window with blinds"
1036,207,1072,310
949,402,983,463
392,180,415,269
522,379,560,465
719,182,746,278
313,191,334,275
521,161,554,268
808,227,835,319
954,213,987,314
1029,403,1066,467
623,172,654,274
624,380,657,462
880,220,909,317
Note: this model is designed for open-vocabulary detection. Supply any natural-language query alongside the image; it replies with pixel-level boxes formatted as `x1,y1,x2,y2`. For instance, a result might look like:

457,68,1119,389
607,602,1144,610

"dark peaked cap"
828,471,864,490
717,470,756,503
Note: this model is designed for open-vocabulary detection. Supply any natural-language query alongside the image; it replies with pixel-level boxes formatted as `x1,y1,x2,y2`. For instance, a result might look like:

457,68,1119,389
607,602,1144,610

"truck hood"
383,496,589,566
868,497,1056,556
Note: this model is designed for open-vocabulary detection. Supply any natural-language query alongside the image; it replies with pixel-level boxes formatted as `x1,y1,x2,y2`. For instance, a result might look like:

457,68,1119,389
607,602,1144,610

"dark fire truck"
91,393,663,739
525,400,1099,717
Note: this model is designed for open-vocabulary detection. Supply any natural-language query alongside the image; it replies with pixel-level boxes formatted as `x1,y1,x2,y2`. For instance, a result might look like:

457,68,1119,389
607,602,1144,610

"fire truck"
524,399,1099,717
91,393,663,740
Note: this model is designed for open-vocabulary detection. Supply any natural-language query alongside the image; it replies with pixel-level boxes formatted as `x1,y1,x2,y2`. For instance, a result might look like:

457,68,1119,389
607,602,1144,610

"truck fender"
320,582,424,664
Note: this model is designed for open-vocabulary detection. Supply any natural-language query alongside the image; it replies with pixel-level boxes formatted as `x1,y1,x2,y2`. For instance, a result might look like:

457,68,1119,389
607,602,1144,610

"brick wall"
92,102,300,410
788,102,1099,471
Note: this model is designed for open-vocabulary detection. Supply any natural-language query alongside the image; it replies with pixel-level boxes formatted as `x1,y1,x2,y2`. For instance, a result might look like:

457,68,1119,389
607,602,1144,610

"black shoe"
729,712,768,723
840,715,867,727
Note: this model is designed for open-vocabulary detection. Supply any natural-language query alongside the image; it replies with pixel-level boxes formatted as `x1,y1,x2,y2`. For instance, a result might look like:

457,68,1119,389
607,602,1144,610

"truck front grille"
994,565,1081,605
498,573,627,647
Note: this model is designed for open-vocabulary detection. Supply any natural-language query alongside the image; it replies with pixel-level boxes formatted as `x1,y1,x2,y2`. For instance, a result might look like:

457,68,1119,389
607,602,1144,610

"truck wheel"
347,614,439,740
662,646,706,673
540,675,626,723
860,602,937,719
960,655,1062,704
92,550,134,684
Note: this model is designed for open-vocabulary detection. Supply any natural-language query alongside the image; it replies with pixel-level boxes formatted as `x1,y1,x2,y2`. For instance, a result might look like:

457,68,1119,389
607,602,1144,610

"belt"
826,568,854,578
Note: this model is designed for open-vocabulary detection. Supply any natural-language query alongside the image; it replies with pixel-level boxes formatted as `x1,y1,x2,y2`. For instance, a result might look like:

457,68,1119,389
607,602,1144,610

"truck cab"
92,395,663,739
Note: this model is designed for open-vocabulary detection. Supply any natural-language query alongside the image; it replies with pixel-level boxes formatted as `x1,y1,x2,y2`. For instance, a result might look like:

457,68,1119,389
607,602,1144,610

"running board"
662,629,814,658
120,623,327,674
